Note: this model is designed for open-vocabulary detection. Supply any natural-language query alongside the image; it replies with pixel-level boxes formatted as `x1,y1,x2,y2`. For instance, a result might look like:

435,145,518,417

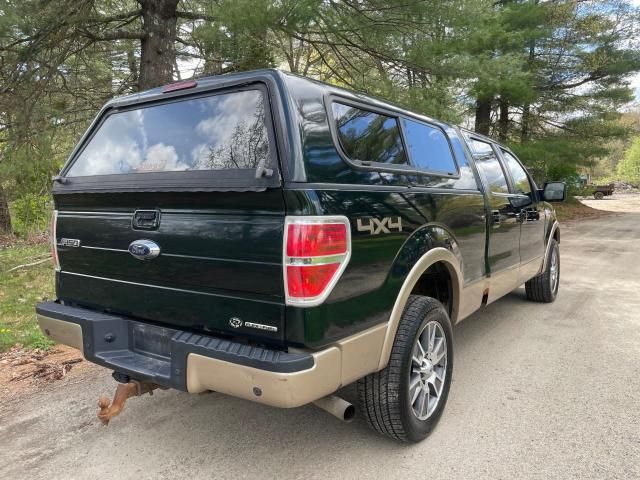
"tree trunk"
127,46,139,88
521,103,531,143
138,0,180,90
521,35,536,143
498,98,509,142
0,184,12,234
475,98,492,136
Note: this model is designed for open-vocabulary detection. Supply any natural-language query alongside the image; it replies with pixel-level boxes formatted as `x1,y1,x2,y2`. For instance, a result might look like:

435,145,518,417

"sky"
631,0,640,101
631,75,640,101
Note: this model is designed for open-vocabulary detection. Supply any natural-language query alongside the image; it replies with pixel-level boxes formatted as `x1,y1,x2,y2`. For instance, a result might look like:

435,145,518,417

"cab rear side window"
332,103,407,165
66,89,270,177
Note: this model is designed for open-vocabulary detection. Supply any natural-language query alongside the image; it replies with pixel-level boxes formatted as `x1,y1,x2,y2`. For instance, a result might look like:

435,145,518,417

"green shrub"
10,194,52,237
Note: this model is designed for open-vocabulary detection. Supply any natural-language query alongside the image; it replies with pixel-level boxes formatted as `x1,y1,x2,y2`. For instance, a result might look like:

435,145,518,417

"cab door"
498,148,546,283
467,137,521,302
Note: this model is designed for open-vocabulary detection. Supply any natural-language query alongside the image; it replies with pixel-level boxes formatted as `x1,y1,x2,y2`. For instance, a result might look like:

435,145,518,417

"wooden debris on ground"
0,344,84,383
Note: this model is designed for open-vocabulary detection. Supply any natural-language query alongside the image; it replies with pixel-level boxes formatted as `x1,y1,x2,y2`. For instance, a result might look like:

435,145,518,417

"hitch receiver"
97,380,158,426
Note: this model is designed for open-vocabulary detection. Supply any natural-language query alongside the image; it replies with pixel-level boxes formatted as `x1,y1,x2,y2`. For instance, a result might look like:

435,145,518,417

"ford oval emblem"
128,239,160,260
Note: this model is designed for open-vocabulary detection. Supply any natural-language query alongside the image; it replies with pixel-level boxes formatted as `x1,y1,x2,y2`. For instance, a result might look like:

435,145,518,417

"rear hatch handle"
132,210,161,230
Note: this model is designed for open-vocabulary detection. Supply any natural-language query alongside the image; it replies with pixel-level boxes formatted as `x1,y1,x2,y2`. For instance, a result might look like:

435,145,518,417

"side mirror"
542,182,567,202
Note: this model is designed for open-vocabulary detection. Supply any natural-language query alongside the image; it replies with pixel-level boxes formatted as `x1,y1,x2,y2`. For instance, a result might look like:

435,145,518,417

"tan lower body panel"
186,346,342,408
186,324,390,407
37,314,84,354
486,264,519,304
334,323,386,385
518,255,544,285
457,278,487,322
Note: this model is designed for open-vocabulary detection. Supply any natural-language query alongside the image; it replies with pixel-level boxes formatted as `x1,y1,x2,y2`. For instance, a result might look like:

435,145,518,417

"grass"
0,242,56,352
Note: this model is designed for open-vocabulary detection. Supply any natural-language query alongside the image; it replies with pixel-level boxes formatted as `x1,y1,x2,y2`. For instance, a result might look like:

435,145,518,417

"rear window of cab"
331,101,459,177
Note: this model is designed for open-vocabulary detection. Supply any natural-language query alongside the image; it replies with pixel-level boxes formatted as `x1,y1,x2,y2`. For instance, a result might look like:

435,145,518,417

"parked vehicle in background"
36,69,566,442
592,183,615,200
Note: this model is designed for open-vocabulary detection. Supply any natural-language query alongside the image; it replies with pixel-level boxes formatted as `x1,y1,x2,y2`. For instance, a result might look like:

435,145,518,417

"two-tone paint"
51,69,559,361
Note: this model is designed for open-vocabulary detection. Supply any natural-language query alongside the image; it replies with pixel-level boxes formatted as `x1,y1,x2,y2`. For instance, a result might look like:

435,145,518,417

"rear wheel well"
410,262,453,317
553,227,560,244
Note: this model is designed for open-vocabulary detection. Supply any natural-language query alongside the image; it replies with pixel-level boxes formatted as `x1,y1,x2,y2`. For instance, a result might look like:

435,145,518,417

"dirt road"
579,191,640,213
1,213,639,480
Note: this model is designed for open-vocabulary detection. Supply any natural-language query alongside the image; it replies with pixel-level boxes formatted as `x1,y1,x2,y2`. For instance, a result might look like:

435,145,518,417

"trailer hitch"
97,380,158,426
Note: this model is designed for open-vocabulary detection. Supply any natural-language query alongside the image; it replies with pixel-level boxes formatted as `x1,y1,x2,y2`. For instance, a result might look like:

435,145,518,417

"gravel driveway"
1,212,639,480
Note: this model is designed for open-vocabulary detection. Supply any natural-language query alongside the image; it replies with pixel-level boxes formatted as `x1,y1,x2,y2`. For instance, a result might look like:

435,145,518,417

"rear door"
53,84,287,344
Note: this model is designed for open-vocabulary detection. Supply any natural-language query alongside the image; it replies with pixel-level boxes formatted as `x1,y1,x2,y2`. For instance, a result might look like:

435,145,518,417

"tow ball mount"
97,380,158,426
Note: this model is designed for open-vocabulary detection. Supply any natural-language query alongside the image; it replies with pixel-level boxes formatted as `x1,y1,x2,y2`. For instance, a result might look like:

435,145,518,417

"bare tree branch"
176,11,215,22
81,29,146,41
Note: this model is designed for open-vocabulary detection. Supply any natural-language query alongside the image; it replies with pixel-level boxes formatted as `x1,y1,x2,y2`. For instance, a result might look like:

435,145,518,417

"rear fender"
377,225,463,370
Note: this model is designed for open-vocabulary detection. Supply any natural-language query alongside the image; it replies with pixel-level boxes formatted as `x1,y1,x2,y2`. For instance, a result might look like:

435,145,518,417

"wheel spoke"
429,323,436,352
418,388,428,417
432,338,446,364
428,375,442,397
422,389,430,417
412,355,422,367
410,382,422,406
409,373,421,390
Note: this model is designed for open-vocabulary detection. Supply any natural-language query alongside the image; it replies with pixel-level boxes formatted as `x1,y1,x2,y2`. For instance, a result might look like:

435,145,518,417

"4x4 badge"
356,217,402,235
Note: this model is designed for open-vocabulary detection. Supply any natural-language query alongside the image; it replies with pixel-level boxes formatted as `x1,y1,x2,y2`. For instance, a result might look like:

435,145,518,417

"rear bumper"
36,301,342,408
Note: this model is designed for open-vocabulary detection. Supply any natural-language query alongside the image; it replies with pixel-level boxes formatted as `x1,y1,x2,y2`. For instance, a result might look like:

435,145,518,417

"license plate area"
130,322,177,360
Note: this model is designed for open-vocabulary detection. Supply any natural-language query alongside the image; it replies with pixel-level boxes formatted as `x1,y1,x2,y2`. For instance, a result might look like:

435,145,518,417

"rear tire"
525,239,559,303
594,191,604,200
358,296,453,442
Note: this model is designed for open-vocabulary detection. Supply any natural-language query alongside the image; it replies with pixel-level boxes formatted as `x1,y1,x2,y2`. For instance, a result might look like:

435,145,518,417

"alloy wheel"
409,320,447,421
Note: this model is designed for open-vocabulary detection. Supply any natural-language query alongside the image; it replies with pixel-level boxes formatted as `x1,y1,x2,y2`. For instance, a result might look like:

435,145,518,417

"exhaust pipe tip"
343,403,356,422
313,395,355,423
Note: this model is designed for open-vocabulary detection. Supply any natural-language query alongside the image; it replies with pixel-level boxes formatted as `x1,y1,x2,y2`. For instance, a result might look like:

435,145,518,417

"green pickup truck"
36,69,565,442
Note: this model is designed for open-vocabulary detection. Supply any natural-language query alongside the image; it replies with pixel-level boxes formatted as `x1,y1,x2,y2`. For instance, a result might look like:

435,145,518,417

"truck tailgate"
54,190,286,344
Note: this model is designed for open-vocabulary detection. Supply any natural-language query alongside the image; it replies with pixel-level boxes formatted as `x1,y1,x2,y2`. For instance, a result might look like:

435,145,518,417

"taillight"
51,210,60,271
284,216,351,306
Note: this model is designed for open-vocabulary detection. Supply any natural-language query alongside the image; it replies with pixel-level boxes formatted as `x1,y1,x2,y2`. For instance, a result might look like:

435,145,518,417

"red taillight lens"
286,223,348,257
286,264,340,298
284,217,351,306
51,210,60,271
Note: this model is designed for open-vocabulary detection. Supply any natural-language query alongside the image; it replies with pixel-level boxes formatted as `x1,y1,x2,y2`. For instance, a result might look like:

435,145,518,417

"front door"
467,137,521,302
498,148,546,283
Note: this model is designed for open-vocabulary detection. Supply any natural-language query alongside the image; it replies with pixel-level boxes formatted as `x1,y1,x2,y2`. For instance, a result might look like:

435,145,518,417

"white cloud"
137,143,188,172
190,143,211,167
196,92,258,143
74,139,142,176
